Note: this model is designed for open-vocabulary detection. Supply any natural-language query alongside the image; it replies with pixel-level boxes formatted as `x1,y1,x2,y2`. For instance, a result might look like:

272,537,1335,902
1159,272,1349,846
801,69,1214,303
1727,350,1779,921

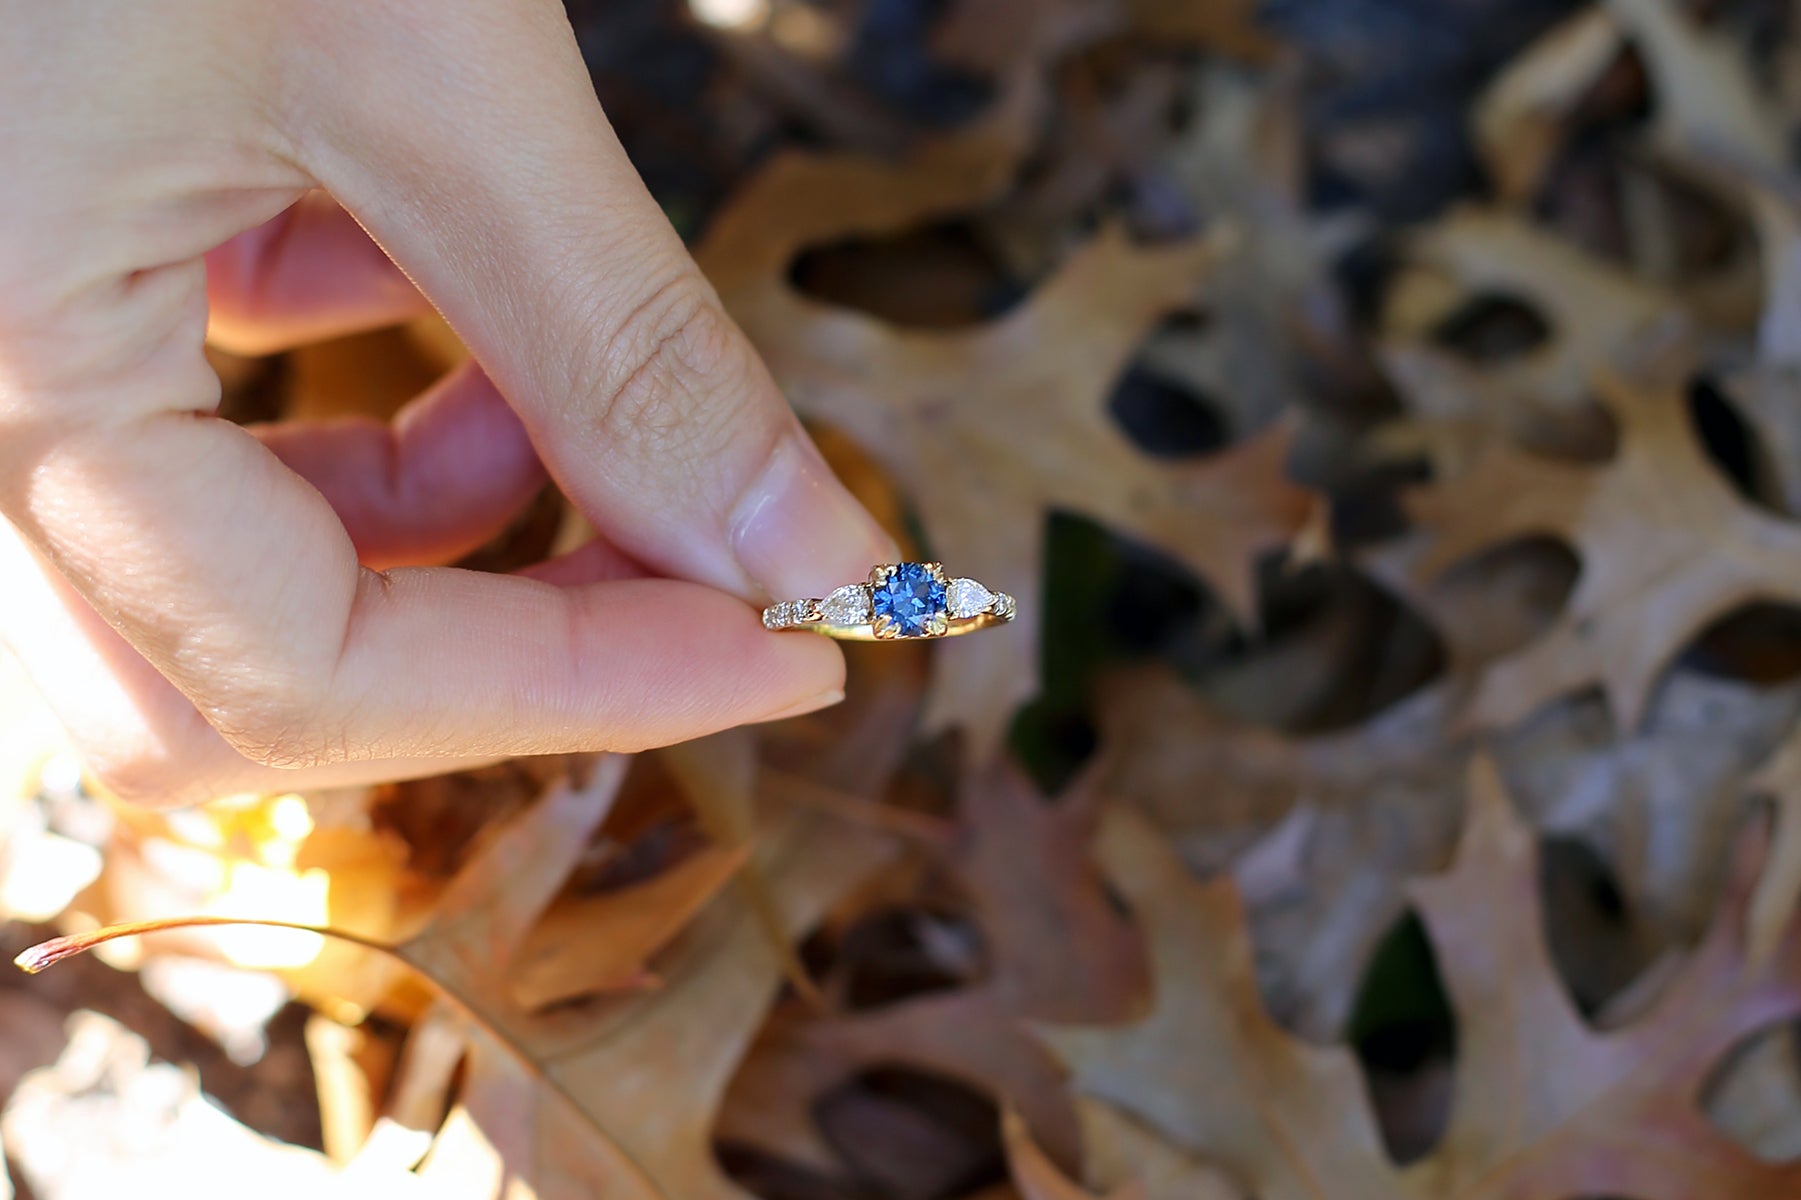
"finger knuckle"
208,692,347,772
582,275,748,456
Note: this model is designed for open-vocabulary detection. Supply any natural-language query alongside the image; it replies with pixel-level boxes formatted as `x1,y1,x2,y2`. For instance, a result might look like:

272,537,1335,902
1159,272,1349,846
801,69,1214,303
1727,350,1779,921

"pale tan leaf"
662,728,759,848
1402,757,1801,1199
507,842,749,1007
1606,0,1787,177
1073,1099,1242,1200
1474,9,1624,203
307,1013,381,1164
1040,806,1394,1200
1748,186,1801,368
1382,208,1679,428
403,797,897,1200
1043,757,1801,1200
718,759,1146,1173
396,758,630,1006
1705,1026,1801,1163
1099,669,1467,1036
1407,326,1801,730
663,728,820,1005
699,102,1310,754
1748,726,1801,967
1002,1108,1144,1200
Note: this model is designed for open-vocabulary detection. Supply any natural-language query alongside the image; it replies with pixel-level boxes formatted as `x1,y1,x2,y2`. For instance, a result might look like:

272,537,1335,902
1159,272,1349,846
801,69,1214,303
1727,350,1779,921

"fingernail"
730,435,898,600
760,687,845,723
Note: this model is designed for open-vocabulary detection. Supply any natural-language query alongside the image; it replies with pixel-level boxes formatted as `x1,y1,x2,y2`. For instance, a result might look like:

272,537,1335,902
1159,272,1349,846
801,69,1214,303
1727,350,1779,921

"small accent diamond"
946,578,995,618
821,584,873,626
762,599,819,630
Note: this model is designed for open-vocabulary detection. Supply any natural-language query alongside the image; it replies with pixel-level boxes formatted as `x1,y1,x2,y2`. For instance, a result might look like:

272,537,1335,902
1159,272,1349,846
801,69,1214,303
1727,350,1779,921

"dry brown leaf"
1406,326,1801,731
1705,1025,1801,1162
699,104,1310,753
1355,529,1575,680
1101,669,1466,1037
957,759,1148,1021
661,728,820,1005
1041,806,1392,1197
1071,1099,1242,1200
1606,0,1787,179
1748,726,1801,967
1135,65,1367,434
1104,655,1801,1028
932,0,1118,76
1002,1108,1142,1200
306,1012,386,1164
386,757,897,1200
1381,208,1679,445
718,758,1146,1177
987,60,1184,270
1743,185,1801,367
722,986,1079,1182
16,755,896,1199
383,677,914,1189
1496,670,1801,956
507,841,749,1007
1474,9,1624,204
1102,670,1460,856
1125,0,1278,61
1043,756,1801,1199
1472,0,1786,206
1722,184,1801,515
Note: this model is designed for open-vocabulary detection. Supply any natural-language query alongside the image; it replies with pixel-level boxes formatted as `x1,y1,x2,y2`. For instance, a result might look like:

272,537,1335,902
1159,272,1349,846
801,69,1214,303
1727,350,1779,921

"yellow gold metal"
763,562,1015,642
804,611,1013,642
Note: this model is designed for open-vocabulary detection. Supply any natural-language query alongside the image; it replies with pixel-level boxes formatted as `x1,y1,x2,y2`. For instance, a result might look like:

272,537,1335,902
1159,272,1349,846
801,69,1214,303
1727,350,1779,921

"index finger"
285,0,896,603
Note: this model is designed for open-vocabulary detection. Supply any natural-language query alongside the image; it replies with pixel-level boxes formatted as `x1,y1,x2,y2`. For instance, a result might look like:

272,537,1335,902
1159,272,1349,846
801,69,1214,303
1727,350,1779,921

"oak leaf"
718,759,1147,1182
1134,65,1368,434
1042,756,1801,1200
1473,8,1624,204
1406,329,1801,731
1002,1108,1144,1200
1105,659,1801,1027
1722,184,1801,516
505,840,749,1006
1748,727,1801,967
1380,208,1677,459
698,105,1310,753
15,752,903,1199
1100,668,1466,1038
1606,0,1787,180
390,758,898,1200
1475,0,1786,206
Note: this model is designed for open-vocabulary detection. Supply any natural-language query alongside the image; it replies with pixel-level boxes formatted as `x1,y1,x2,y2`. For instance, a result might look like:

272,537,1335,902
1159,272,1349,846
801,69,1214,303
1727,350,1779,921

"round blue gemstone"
872,563,947,637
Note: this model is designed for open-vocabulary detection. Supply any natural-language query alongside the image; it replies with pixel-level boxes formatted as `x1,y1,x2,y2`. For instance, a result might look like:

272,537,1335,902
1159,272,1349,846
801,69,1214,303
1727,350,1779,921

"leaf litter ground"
13,0,1801,1198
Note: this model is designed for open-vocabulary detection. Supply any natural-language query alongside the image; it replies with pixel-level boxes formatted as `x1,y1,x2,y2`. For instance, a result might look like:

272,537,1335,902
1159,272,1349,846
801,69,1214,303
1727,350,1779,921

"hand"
0,0,896,806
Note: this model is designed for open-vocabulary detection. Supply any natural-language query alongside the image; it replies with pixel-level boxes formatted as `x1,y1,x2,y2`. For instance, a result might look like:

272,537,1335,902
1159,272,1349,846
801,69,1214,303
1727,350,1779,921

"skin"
0,0,898,806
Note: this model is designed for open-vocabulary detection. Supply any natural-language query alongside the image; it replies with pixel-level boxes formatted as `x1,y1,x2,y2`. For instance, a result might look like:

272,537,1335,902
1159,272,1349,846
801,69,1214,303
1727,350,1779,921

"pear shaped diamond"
946,577,995,618
820,584,873,627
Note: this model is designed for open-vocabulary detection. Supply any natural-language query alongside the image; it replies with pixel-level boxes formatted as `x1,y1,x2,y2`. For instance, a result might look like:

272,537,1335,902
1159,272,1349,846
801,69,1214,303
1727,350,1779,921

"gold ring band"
763,562,1016,642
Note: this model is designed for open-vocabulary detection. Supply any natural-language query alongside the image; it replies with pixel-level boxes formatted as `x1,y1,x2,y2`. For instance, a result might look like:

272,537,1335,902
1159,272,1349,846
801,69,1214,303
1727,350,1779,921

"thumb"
280,0,895,602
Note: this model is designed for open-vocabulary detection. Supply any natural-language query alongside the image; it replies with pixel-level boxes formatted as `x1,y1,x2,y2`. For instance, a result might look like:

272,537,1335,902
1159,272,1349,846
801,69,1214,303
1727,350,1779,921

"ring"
763,562,1016,641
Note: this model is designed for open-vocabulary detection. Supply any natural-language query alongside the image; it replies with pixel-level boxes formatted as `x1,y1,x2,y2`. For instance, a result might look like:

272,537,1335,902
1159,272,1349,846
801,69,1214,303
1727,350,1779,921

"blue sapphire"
872,563,948,638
